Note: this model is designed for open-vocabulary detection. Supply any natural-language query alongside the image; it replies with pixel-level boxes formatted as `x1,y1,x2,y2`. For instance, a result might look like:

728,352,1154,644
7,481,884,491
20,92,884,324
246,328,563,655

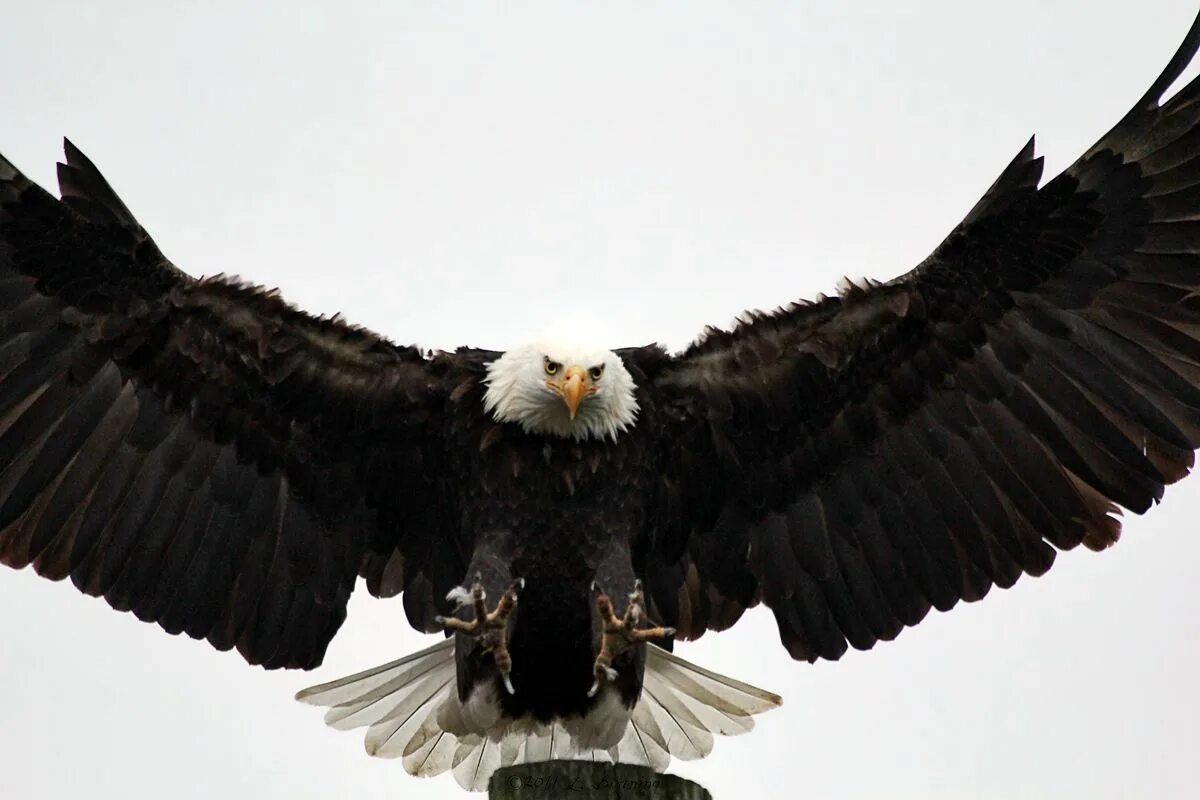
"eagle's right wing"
0,141,467,669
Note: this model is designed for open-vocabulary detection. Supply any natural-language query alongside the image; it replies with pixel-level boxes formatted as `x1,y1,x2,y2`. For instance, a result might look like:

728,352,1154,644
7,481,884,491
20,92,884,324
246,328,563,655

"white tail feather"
639,683,713,760
295,638,455,709
295,642,781,792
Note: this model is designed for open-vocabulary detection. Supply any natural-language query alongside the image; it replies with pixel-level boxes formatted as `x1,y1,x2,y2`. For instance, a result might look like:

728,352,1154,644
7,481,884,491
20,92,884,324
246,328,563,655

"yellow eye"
544,357,561,376
588,365,604,381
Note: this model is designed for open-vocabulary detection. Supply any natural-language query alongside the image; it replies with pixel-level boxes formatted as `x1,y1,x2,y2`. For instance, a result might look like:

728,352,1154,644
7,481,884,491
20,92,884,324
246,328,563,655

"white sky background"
2,2,1199,798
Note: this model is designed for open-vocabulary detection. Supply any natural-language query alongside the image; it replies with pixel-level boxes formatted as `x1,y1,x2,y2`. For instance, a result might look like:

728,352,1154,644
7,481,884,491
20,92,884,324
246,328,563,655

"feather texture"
296,642,779,792
640,10,1200,666
0,141,481,668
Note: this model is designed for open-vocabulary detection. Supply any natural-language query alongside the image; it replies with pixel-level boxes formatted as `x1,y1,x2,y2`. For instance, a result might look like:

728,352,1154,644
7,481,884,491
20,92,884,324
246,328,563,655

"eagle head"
482,343,638,441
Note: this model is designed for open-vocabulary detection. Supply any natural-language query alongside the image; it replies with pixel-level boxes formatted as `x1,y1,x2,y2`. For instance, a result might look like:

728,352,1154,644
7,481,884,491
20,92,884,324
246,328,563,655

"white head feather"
482,342,639,441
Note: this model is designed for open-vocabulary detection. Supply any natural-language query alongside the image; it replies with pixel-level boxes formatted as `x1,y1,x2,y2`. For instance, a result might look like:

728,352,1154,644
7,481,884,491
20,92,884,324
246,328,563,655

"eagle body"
7,10,1200,792
444,373,661,722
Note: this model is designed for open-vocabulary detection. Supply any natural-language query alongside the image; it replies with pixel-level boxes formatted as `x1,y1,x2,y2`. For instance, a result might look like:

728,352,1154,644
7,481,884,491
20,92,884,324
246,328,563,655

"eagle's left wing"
643,12,1200,661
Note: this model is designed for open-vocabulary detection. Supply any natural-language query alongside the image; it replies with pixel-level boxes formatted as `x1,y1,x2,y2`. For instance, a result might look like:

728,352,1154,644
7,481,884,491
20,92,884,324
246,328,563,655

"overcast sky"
2,2,1199,799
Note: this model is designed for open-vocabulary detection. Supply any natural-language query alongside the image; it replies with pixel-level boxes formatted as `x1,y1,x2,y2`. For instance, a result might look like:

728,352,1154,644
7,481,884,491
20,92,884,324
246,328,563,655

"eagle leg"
588,579,675,697
437,574,524,695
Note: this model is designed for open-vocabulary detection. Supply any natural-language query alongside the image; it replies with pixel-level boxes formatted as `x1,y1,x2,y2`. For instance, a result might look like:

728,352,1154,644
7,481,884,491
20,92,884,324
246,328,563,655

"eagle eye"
588,365,604,381
544,357,561,376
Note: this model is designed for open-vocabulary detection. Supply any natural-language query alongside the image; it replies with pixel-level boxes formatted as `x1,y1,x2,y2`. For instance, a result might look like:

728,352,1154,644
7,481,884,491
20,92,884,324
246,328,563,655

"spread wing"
0,141,471,669
644,13,1200,661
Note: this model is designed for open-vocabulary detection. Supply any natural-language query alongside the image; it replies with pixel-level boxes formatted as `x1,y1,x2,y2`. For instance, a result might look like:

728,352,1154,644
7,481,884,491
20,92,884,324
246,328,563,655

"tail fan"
295,642,781,792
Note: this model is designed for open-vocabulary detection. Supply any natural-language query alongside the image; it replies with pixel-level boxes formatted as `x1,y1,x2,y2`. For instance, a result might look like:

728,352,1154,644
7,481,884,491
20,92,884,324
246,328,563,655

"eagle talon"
587,665,620,698
589,580,674,696
439,576,522,694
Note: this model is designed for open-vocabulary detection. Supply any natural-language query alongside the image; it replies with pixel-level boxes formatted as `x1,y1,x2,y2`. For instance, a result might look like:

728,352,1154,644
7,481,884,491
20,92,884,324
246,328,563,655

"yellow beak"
561,365,587,419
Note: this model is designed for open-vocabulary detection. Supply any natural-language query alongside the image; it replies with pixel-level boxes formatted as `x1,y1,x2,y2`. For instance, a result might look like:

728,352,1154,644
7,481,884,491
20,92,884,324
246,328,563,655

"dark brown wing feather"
0,141,467,669
643,12,1200,661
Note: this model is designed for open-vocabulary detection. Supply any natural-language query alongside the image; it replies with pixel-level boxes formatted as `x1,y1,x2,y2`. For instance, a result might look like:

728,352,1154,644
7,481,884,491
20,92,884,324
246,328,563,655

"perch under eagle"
6,11,1200,793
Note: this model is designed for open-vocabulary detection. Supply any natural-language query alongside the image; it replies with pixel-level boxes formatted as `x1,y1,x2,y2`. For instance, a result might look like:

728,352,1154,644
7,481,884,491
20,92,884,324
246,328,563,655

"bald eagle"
5,11,1200,793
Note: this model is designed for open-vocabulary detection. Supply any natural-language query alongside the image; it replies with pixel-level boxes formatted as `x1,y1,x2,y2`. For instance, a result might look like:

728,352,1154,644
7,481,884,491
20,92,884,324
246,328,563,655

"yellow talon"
588,579,675,697
438,574,523,695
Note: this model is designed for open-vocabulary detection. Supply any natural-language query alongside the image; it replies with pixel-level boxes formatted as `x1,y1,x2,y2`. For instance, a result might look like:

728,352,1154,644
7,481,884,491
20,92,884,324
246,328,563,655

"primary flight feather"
5,10,1200,792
